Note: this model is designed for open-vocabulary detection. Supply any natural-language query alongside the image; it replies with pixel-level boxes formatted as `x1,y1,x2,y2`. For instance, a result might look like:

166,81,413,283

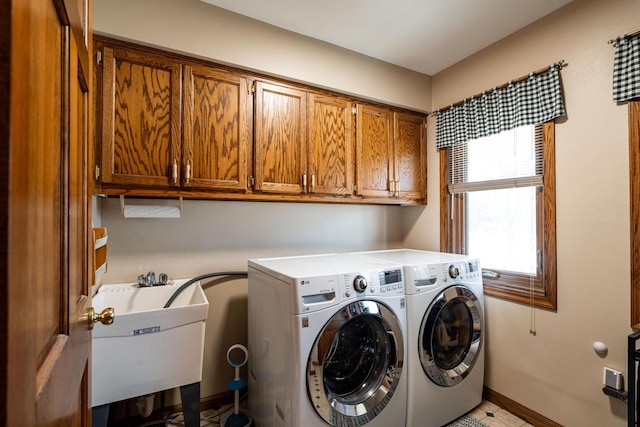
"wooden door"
355,103,394,198
3,0,93,425
308,94,354,196
254,81,307,194
183,65,251,191
99,45,182,188
394,112,427,201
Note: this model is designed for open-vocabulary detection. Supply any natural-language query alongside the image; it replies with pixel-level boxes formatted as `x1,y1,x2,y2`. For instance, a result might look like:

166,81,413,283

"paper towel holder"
119,195,183,219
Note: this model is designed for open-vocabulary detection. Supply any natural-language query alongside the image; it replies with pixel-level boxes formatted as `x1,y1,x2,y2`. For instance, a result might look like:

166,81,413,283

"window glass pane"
464,125,538,183
466,187,537,274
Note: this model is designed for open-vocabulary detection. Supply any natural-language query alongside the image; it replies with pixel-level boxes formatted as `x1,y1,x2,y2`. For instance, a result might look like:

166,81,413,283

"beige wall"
93,0,428,404
93,0,431,112
95,0,638,425
403,0,637,425
99,198,403,402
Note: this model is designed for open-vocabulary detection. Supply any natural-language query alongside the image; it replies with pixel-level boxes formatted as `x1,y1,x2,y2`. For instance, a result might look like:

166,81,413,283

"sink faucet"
137,272,168,287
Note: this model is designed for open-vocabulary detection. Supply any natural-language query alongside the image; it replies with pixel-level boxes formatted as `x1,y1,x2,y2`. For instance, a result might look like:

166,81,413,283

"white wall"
402,0,637,425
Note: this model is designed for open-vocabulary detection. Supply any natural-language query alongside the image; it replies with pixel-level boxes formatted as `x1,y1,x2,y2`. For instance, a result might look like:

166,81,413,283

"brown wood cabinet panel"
100,46,181,187
254,81,307,194
92,37,428,205
355,103,393,198
394,112,426,201
183,65,250,191
308,94,353,196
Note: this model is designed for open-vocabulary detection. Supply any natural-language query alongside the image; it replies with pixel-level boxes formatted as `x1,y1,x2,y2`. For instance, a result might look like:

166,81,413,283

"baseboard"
483,386,563,427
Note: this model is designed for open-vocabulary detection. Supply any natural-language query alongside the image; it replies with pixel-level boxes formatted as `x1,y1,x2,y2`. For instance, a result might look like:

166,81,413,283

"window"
440,121,557,310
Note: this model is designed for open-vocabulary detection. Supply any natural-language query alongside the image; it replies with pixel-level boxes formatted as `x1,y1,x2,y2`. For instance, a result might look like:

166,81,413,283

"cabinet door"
355,103,394,198
254,81,307,194
100,46,181,187
308,94,353,196
183,65,250,191
394,112,426,201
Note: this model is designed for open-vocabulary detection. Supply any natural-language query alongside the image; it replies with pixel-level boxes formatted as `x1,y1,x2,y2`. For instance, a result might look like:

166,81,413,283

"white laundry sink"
91,279,208,407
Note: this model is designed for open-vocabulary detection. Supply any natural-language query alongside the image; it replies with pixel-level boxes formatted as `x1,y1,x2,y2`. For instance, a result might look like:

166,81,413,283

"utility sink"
91,279,209,407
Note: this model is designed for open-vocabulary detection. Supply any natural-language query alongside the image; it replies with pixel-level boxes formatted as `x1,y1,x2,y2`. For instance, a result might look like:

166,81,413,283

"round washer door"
307,300,404,426
419,284,482,387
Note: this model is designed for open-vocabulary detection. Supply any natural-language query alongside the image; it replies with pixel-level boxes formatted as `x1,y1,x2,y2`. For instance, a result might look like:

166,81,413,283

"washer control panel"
292,266,405,313
352,275,368,292
341,268,404,299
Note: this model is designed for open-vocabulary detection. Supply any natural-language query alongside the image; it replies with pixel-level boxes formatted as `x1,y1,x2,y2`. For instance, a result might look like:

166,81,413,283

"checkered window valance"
613,35,640,102
435,62,566,149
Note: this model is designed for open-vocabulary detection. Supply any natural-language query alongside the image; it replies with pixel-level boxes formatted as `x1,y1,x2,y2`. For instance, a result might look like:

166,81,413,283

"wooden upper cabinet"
93,37,427,204
182,65,250,191
254,81,307,194
99,46,181,187
355,103,394,198
394,112,426,201
308,94,354,196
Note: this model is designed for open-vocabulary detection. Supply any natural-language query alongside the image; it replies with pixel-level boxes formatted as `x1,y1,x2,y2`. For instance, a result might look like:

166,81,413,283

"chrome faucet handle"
146,271,156,287
158,273,168,285
137,271,167,287
137,274,148,287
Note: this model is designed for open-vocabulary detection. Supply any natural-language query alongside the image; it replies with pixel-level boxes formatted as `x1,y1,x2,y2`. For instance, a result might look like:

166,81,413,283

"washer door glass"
419,284,482,387
307,300,404,426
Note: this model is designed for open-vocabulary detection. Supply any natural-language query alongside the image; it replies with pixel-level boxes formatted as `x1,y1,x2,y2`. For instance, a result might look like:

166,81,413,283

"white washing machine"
248,254,408,427
348,249,484,427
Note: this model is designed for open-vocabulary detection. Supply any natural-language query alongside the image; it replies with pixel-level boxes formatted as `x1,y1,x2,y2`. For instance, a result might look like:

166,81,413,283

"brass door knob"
82,307,115,330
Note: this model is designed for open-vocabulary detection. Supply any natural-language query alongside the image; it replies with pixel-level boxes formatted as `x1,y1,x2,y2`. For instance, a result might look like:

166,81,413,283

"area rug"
445,413,491,427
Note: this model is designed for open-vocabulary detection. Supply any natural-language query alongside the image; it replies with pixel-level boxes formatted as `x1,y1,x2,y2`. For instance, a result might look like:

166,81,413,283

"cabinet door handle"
302,172,308,193
185,160,191,184
172,159,178,185
311,172,315,192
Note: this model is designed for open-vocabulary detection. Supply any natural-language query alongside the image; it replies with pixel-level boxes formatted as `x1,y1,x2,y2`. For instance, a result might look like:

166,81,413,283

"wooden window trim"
630,100,640,327
439,122,557,310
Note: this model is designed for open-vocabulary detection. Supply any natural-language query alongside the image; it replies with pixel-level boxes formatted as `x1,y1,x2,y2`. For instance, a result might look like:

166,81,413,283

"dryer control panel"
405,258,482,295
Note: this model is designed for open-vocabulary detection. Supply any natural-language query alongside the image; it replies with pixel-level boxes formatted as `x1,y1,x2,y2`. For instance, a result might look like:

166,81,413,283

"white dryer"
348,249,484,427
247,254,408,427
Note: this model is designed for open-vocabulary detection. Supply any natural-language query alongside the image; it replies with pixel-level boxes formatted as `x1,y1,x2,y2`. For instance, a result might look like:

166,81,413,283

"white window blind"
448,124,543,194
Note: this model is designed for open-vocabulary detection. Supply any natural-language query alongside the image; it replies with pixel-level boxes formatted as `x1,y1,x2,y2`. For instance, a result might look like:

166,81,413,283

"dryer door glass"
419,284,482,387
307,300,404,426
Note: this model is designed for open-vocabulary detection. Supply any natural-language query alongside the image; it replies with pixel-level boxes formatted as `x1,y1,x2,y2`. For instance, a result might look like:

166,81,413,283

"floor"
159,399,532,427
447,400,533,427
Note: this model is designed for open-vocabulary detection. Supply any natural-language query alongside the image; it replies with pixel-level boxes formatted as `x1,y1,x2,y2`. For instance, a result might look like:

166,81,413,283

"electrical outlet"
603,367,623,391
